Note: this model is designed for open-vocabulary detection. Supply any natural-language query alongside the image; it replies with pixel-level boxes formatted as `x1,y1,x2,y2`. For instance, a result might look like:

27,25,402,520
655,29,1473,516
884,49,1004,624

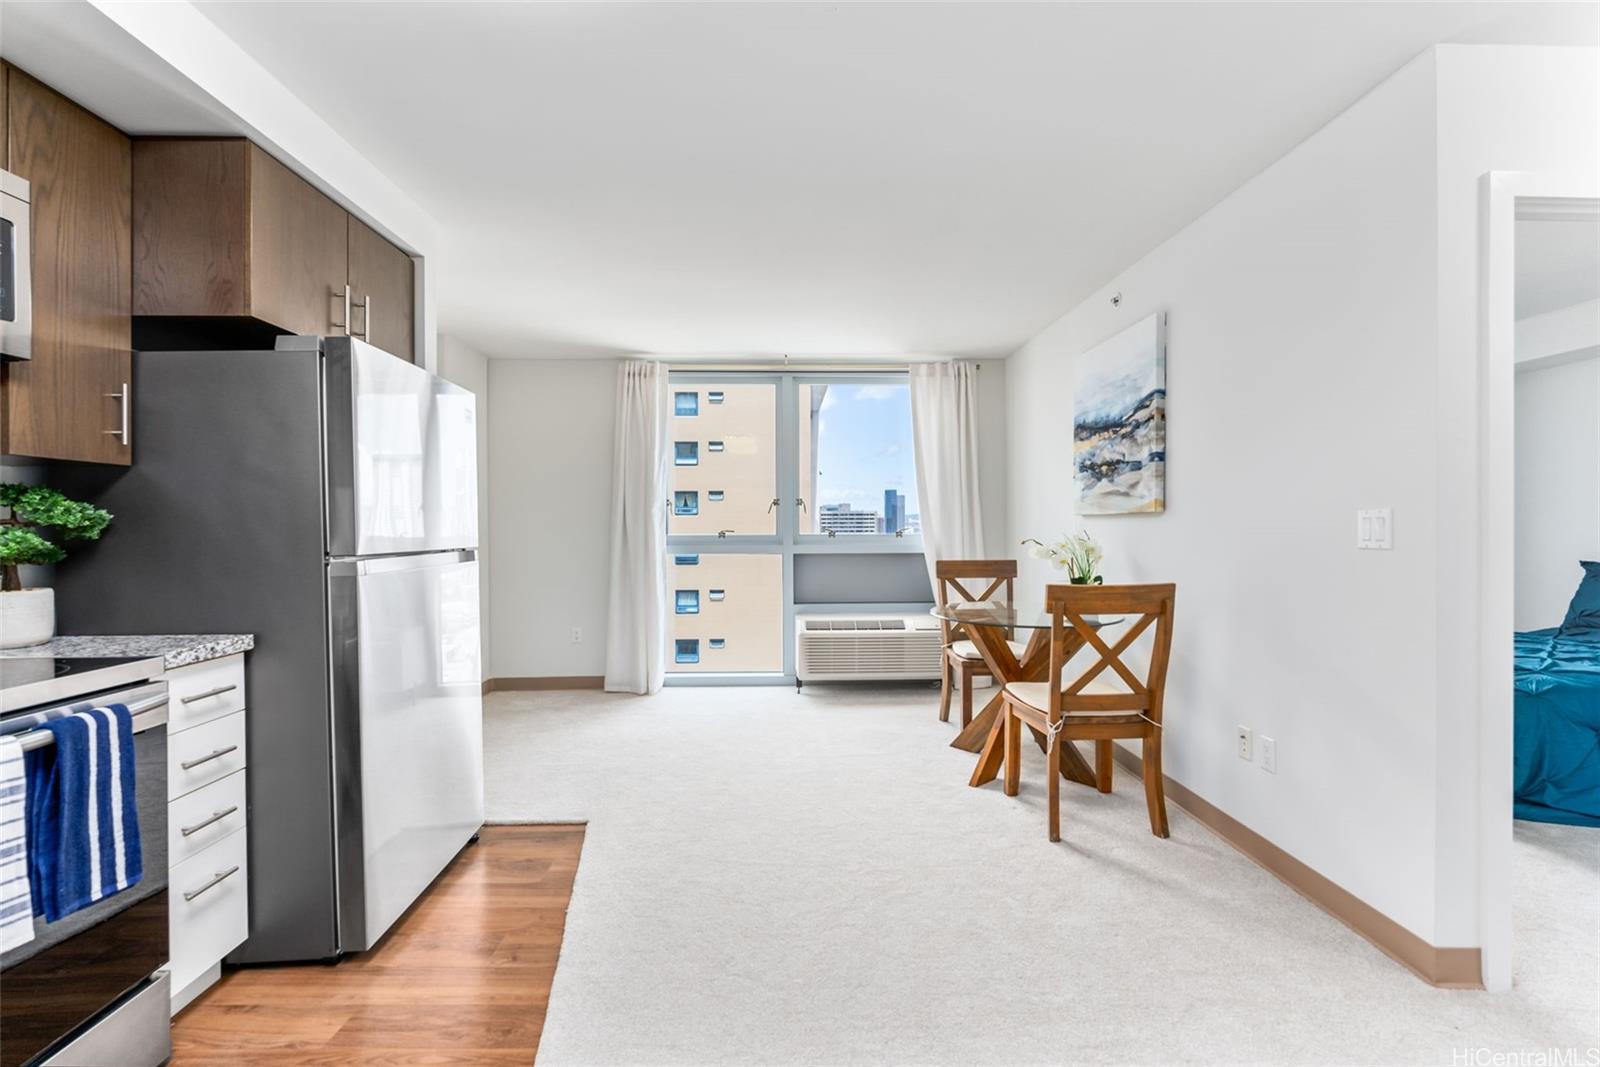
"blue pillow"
1560,561,1600,636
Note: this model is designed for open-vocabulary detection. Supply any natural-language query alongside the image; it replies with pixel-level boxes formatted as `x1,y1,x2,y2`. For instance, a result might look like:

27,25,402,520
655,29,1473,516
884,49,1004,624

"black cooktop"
0,656,146,692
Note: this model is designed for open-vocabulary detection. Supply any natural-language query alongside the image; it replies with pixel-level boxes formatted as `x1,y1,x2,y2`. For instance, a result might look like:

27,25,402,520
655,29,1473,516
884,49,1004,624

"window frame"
674,441,699,466
665,370,924,684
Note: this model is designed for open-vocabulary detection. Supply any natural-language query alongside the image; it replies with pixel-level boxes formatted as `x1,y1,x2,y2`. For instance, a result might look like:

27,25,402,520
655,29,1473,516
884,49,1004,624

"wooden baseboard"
484,676,605,694
1110,746,1483,989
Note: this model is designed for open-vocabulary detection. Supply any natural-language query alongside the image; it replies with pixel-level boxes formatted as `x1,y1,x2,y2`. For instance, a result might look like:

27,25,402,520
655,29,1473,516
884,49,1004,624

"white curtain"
909,361,986,592
604,360,670,694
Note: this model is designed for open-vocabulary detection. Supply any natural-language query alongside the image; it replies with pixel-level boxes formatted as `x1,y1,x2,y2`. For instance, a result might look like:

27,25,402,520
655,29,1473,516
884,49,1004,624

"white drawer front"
167,655,246,733
168,711,247,801
169,828,249,994
168,769,247,866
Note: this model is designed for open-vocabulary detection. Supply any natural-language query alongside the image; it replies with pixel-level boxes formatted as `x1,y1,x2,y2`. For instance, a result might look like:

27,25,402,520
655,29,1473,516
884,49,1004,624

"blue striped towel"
0,735,31,951
24,705,143,923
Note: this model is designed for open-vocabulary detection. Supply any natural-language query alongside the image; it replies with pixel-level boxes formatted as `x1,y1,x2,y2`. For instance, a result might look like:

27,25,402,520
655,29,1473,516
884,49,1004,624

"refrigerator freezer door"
329,551,484,952
323,336,479,557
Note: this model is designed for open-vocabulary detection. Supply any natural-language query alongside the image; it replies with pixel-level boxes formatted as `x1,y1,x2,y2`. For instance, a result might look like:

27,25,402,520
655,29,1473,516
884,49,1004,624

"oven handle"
11,695,168,753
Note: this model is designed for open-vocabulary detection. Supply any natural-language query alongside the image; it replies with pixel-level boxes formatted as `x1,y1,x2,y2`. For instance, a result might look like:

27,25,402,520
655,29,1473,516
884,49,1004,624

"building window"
709,638,726,650
707,391,724,404
675,639,700,664
709,589,725,601
798,382,918,537
675,589,700,615
675,391,699,417
708,440,725,452
708,490,725,502
674,554,699,566
674,491,699,516
675,441,699,466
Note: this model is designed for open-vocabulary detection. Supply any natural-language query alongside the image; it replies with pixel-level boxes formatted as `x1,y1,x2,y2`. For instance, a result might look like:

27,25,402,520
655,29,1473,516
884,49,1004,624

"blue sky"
814,384,919,516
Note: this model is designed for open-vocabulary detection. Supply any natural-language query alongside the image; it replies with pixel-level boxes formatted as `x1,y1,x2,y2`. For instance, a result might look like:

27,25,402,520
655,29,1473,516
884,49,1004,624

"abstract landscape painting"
1074,312,1166,514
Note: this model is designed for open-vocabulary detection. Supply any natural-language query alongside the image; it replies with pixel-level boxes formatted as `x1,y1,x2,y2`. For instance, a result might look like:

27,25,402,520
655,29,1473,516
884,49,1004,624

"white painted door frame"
1477,171,1600,993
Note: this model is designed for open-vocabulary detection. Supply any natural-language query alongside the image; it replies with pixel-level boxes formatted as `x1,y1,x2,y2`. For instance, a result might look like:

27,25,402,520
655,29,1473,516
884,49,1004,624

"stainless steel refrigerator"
54,335,484,963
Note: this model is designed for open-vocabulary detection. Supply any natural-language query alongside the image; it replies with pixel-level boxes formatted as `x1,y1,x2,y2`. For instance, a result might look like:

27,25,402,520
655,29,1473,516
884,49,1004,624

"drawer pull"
183,865,241,902
180,805,240,837
181,683,238,705
180,745,239,771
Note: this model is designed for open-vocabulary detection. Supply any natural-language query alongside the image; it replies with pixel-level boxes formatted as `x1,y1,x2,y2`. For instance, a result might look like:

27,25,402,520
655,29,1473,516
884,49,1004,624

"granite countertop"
0,634,254,670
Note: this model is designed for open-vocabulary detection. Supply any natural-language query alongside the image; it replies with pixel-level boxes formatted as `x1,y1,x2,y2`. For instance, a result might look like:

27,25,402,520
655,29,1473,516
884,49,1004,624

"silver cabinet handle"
180,805,239,837
332,283,351,333
353,293,373,343
183,865,240,902
180,744,239,771
103,382,131,446
181,684,238,705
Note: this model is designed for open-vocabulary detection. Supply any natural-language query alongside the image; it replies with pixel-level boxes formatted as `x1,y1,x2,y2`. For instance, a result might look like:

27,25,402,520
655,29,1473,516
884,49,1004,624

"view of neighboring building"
668,552,783,673
818,504,880,534
670,384,776,537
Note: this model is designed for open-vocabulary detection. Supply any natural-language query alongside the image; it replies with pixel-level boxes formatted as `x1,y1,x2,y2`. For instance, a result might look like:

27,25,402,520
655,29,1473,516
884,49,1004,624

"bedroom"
1510,204,1599,957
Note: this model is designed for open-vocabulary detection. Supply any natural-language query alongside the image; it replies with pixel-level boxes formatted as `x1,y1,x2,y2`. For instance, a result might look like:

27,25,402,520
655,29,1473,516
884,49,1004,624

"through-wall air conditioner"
795,613,944,685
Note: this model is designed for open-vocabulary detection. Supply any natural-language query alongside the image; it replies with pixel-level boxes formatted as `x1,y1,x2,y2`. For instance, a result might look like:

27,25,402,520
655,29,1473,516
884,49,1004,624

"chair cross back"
933,559,1018,644
1045,584,1176,720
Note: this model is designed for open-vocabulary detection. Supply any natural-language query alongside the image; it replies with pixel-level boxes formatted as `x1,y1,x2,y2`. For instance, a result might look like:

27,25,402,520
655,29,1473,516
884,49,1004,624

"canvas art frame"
1074,312,1166,514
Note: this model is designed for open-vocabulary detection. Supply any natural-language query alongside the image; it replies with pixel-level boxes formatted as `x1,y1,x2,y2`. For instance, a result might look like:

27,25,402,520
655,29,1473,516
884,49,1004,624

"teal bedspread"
1515,628,1600,826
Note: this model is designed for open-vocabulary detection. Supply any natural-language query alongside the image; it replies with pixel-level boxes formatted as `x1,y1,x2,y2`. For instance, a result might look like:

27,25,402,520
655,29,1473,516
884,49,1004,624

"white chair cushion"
949,638,1026,660
1003,679,1139,716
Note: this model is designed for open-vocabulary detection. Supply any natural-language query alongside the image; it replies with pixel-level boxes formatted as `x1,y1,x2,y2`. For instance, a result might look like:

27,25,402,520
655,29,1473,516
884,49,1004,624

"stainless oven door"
0,683,169,1067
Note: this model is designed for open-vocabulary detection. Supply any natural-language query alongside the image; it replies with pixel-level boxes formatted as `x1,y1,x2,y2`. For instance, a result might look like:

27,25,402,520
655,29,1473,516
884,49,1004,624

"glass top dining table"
928,601,1124,631
930,601,1124,790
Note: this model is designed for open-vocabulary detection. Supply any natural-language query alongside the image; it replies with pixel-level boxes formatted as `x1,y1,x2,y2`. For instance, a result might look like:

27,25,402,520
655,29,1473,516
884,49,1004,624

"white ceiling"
169,2,1593,359
1516,218,1600,320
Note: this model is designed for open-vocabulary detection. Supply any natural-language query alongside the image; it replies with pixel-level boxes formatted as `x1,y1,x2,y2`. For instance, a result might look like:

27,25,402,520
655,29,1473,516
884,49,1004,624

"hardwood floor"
172,825,586,1065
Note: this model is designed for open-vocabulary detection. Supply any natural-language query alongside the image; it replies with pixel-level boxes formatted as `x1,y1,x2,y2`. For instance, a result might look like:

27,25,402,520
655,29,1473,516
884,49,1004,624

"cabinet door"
347,216,415,363
248,144,348,337
132,139,250,316
2,68,132,465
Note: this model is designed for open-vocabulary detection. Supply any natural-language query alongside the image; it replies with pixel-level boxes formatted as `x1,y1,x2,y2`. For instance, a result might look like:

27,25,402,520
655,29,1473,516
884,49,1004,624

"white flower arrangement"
1021,531,1104,585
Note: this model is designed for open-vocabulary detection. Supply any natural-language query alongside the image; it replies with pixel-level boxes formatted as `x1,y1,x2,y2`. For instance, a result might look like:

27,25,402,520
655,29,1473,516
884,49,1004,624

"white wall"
1515,356,1600,630
437,335,493,664
1004,46,1598,956
1007,51,1446,940
483,358,1009,680
486,359,618,679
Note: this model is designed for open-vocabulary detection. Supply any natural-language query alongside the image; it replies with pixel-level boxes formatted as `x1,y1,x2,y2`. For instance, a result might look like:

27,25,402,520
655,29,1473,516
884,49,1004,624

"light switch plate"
1357,508,1393,550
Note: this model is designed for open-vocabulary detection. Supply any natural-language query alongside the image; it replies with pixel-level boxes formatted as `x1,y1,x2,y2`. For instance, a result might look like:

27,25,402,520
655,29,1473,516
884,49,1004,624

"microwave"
1,168,31,362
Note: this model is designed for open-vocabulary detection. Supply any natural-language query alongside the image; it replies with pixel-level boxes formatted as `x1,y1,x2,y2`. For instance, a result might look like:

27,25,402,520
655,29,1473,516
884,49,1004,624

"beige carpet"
484,684,1599,1066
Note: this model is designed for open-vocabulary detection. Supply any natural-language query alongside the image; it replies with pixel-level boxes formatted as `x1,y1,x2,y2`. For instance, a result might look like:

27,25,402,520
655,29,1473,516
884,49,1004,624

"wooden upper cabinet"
2,67,133,466
248,144,350,337
134,139,347,337
133,138,415,361
347,217,415,363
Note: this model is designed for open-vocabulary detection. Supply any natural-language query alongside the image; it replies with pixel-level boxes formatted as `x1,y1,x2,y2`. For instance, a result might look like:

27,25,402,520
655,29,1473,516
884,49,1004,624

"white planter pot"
0,588,55,649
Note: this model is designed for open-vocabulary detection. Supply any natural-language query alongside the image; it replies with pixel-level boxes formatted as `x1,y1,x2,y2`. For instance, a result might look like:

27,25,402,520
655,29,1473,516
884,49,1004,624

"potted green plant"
0,484,112,649
1021,531,1105,585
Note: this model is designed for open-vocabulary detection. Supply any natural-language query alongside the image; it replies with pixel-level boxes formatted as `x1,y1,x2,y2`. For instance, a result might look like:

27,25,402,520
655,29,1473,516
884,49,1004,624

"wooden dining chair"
999,583,1177,842
934,559,1020,726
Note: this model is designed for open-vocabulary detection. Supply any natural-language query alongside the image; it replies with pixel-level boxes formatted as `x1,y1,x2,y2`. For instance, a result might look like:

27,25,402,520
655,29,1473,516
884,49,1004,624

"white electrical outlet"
1236,725,1253,761
1260,735,1277,774
571,627,583,643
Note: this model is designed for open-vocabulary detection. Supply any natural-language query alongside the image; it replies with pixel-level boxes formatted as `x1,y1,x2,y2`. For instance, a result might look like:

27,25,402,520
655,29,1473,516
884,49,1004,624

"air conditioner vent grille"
795,613,943,682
